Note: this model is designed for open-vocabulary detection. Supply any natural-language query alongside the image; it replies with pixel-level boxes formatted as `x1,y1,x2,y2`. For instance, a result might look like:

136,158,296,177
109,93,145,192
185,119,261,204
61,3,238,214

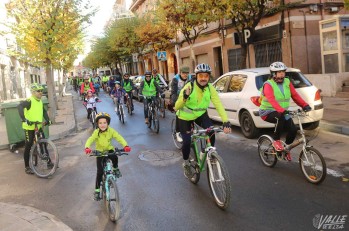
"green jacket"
85,127,127,152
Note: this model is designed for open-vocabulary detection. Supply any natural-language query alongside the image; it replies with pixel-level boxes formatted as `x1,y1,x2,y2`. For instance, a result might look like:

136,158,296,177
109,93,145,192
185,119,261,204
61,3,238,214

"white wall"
305,73,349,97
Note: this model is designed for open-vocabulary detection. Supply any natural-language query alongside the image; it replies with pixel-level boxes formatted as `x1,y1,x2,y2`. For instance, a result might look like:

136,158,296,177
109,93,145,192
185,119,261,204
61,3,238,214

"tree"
215,0,303,69
158,0,218,69
5,0,94,121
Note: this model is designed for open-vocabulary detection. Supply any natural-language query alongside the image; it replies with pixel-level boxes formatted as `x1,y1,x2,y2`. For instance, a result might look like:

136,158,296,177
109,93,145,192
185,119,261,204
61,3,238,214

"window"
255,72,312,90
214,75,230,92
227,75,247,92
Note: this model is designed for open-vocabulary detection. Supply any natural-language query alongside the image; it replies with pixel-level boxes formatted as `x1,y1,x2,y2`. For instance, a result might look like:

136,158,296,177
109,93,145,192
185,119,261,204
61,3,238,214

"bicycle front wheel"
153,110,159,133
257,136,277,167
120,106,125,124
207,152,231,210
299,147,327,184
171,119,182,149
106,178,120,222
127,98,132,115
29,139,59,178
160,98,165,118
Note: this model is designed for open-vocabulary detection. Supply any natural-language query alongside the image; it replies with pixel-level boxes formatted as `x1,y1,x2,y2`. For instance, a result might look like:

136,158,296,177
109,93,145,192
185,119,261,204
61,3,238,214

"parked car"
207,67,324,139
133,75,145,101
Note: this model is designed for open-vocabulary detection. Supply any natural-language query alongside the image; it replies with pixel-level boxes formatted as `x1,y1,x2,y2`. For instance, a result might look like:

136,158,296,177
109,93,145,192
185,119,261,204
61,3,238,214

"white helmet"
194,63,212,74
270,62,287,72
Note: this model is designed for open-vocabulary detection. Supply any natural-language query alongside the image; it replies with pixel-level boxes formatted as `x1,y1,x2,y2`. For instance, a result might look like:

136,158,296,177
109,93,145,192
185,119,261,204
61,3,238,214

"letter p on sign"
244,29,251,44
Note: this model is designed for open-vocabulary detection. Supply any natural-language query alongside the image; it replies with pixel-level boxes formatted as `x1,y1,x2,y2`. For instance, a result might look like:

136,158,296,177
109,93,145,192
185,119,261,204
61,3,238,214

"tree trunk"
189,44,196,71
239,44,248,69
45,59,56,123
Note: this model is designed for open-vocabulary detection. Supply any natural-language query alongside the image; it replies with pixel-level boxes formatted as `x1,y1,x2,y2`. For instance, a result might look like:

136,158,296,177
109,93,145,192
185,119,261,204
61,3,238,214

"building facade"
130,0,348,81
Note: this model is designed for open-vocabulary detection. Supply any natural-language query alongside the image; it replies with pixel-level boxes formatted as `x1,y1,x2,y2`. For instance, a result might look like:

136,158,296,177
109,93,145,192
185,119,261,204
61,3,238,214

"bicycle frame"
191,127,221,172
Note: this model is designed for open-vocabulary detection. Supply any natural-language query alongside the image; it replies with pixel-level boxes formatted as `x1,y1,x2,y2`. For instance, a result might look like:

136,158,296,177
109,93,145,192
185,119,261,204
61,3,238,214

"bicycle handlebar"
30,121,51,126
89,149,129,157
192,126,223,135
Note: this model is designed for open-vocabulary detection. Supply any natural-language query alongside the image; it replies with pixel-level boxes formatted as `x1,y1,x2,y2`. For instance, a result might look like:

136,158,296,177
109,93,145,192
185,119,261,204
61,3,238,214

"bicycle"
29,121,59,178
157,94,166,118
90,109,97,129
115,98,125,124
89,148,128,222
257,109,327,184
125,94,133,116
171,116,182,149
187,126,231,209
144,96,159,133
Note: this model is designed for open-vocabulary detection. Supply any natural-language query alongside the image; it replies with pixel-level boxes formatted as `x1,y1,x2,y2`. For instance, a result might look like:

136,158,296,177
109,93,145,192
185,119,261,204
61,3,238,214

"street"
0,90,348,231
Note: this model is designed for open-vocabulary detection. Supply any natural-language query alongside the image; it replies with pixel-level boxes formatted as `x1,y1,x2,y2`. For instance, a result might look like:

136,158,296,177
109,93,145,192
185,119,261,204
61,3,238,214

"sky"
74,0,131,65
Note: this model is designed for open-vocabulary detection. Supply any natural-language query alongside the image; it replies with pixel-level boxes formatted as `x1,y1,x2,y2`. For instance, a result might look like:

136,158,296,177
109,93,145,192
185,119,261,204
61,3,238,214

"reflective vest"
22,96,43,130
153,74,161,85
260,78,291,111
123,80,132,92
103,76,109,82
142,79,156,96
176,82,211,120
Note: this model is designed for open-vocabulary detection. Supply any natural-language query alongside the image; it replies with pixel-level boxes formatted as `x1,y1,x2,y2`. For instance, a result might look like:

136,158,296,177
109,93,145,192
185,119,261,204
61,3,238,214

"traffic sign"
157,51,167,61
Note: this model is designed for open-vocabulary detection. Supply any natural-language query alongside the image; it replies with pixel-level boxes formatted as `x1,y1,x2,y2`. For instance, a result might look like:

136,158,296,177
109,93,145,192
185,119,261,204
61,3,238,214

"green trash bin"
1,97,50,151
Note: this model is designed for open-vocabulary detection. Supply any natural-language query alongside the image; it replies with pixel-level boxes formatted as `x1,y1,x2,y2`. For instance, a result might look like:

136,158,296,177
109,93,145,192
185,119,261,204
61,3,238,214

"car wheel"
239,111,259,139
303,121,320,130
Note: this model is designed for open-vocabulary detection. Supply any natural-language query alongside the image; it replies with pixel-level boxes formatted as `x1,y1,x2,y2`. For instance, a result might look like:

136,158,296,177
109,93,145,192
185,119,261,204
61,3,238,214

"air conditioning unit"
329,7,339,13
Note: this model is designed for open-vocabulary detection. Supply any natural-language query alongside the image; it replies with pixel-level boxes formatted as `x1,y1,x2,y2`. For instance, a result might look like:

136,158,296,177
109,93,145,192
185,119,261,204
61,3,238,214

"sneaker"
176,132,183,142
145,118,149,124
113,168,122,178
25,167,34,175
182,162,192,179
272,140,284,151
285,152,292,161
94,190,100,201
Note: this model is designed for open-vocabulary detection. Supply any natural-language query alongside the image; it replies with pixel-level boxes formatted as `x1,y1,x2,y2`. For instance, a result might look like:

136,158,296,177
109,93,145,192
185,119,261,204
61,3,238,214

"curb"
0,202,73,230
319,120,349,136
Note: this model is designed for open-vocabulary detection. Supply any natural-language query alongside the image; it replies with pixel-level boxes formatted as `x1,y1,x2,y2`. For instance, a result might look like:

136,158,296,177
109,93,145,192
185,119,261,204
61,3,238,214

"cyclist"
152,69,168,88
169,66,191,141
152,69,168,111
110,81,127,115
83,89,101,120
169,66,191,111
80,76,95,96
140,71,164,124
174,63,231,178
84,112,131,200
107,76,116,94
91,74,101,94
17,83,52,174
102,75,109,91
259,61,311,161
122,72,135,112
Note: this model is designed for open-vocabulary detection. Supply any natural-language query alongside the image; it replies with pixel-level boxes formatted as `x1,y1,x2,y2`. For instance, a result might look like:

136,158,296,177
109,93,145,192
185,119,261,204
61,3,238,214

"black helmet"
95,112,111,125
123,73,130,77
145,71,152,76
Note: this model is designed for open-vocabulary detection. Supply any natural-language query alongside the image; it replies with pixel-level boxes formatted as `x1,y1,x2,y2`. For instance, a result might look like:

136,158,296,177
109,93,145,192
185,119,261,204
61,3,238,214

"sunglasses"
36,90,43,93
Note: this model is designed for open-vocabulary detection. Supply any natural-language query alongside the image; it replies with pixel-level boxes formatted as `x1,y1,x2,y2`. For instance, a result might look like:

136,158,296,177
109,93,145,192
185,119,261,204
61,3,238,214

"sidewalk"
319,96,349,136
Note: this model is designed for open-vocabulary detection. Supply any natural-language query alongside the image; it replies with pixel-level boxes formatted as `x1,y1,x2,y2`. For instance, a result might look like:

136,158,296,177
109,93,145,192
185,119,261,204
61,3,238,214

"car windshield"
255,71,312,90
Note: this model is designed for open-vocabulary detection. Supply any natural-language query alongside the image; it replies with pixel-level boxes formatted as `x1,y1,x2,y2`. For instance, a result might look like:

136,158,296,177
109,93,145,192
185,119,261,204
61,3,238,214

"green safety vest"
123,81,132,92
176,82,211,120
153,74,161,85
103,76,109,82
260,78,291,111
142,79,156,96
22,96,43,130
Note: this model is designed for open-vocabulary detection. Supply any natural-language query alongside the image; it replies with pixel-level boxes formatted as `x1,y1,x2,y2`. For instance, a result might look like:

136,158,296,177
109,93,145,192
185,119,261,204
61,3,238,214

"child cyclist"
110,81,127,115
84,112,131,200
83,89,101,119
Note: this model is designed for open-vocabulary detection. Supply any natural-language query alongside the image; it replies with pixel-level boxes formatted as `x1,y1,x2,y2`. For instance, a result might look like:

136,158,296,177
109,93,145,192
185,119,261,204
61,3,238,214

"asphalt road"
0,91,348,231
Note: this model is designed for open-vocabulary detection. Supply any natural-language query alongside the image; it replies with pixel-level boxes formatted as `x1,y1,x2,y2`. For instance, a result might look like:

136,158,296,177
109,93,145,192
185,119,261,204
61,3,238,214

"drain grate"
138,150,181,166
